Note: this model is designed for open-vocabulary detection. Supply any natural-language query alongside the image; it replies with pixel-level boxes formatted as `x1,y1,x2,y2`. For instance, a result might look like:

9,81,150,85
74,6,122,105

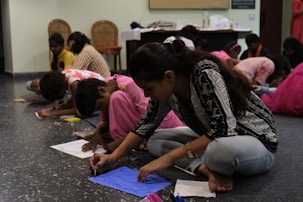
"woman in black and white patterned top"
90,39,277,193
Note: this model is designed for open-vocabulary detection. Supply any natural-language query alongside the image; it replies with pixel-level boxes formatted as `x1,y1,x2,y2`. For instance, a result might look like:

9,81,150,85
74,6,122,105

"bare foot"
138,143,148,151
197,164,233,193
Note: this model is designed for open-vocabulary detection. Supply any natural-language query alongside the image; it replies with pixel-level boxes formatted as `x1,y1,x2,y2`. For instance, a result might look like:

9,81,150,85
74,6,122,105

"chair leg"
118,52,122,73
113,54,117,72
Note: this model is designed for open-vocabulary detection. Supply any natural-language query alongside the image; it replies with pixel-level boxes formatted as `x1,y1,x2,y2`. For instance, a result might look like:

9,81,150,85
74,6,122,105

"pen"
93,145,97,176
169,190,177,202
174,165,197,176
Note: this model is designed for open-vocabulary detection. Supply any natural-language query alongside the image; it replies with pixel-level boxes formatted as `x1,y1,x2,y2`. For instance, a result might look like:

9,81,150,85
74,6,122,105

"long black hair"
39,71,67,101
75,78,107,117
68,31,91,54
49,32,64,46
128,40,252,117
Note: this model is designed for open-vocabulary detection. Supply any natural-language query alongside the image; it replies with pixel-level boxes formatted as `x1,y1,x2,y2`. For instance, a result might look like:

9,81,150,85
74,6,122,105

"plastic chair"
48,18,72,49
91,20,122,73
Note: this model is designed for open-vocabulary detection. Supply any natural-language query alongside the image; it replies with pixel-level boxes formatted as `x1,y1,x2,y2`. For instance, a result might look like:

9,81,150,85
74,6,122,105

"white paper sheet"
50,139,106,159
174,179,216,198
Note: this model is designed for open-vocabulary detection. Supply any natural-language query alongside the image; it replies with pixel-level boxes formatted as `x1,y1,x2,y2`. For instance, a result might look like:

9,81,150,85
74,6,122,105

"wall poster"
231,0,255,9
149,0,230,10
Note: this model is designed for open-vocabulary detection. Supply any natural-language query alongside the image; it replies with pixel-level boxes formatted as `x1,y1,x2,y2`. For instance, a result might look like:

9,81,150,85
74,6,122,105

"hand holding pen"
89,151,116,174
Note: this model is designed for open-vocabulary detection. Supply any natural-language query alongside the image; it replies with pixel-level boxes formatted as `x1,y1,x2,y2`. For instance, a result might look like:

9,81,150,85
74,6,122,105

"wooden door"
260,0,283,55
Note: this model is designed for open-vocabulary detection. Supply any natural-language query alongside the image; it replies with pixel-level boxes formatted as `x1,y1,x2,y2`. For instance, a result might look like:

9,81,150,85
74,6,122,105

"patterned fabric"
132,58,278,152
49,49,76,71
63,69,104,85
71,44,111,78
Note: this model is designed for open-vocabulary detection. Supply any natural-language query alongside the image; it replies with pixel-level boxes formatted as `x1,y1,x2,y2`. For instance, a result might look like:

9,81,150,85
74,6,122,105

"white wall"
2,0,261,74
282,0,292,43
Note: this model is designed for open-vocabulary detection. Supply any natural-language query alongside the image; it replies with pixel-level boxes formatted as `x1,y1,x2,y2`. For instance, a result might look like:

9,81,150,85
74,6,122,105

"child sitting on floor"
26,33,76,94
75,75,183,152
240,33,269,60
67,31,111,77
234,55,291,96
234,56,275,86
37,69,105,117
261,61,303,116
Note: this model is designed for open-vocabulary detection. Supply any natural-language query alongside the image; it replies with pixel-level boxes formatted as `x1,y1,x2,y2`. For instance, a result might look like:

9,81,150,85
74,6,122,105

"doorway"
260,0,283,55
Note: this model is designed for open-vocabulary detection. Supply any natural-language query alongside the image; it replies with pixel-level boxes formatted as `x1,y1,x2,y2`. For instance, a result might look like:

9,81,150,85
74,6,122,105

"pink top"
234,57,275,85
63,69,104,85
101,74,183,140
261,62,303,116
211,50,230,65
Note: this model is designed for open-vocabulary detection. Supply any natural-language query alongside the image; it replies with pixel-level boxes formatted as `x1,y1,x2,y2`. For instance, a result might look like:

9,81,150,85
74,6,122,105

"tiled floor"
2,73,303,202
0,74,201,202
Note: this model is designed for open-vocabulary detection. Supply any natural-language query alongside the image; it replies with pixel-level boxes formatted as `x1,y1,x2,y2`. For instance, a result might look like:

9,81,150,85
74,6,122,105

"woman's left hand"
137,155,173,182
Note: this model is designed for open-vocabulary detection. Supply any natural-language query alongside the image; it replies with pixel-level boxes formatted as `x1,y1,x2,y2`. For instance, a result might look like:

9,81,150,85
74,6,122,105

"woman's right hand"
89,153,115,171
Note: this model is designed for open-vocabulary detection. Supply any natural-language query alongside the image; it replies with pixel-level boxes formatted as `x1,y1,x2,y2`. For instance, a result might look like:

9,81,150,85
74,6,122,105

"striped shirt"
72,44,111,78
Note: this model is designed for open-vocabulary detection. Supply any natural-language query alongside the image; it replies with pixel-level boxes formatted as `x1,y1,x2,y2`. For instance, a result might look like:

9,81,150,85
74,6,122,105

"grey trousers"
147,127,275,176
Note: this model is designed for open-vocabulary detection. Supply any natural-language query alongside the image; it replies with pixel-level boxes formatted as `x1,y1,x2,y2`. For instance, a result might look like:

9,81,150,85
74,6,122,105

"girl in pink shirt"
38,69,104,117
75,74,183,152
234,57,275,85
261,62,303,116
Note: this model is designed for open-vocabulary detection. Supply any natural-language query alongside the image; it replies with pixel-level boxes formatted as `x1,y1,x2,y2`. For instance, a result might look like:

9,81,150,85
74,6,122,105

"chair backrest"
48,18,72,48
91,20,118,48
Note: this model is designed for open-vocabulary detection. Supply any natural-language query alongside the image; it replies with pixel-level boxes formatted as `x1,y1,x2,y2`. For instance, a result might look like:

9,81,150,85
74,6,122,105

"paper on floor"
174,179,216,198
89,166,172,197
50,139,106,159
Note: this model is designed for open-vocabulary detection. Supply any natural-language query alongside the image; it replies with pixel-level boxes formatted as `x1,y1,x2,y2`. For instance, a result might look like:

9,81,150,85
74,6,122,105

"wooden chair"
48,18,72,49
91,20,122,73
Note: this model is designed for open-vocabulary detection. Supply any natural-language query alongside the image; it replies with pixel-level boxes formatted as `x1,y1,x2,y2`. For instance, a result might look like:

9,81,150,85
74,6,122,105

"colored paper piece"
13,98,26,103
50,139,106,159
64,117,81,123
174,179,216,198
89,166,172,197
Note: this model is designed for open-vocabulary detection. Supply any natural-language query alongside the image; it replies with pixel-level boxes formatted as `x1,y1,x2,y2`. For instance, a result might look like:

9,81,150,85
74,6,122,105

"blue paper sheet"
88,166,172,197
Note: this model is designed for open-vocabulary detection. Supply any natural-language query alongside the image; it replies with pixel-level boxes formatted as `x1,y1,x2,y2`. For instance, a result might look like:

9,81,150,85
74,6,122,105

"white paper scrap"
50,139,106,159
174,179,216,198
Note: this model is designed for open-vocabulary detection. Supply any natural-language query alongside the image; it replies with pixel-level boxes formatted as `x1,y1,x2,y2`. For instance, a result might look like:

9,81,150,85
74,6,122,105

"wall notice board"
149,0,230,9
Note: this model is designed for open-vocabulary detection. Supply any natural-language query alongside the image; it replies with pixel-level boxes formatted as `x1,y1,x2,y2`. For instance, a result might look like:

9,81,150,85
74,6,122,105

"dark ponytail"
129,40,252,117
69,32,91,54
